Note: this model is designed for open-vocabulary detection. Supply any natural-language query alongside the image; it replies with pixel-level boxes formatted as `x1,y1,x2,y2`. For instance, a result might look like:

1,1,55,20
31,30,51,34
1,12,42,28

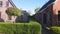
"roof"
21,10,29,16
8,0,16,7
38,0,56,12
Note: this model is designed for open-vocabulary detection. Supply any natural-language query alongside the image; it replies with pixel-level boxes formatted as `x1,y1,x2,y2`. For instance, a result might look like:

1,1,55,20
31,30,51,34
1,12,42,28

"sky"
12,0,49,15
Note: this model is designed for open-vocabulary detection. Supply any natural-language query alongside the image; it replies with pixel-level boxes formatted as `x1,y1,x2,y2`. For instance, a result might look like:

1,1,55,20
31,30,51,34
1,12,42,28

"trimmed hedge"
0,23,41,34
50,26,60,34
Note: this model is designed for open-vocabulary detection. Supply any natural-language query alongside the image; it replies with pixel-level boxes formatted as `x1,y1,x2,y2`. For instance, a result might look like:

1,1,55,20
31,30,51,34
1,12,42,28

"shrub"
0,23,41,34
50,26,60,34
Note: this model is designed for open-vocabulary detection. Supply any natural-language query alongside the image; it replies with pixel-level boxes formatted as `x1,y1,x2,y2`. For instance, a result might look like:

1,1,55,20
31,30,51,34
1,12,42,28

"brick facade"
34,0,60,26
0,0,16,22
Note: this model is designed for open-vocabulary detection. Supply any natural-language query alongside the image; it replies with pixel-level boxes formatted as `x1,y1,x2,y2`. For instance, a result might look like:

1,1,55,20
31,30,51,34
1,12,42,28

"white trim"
40,2,55,12
54,0,58,3
8,0,16,7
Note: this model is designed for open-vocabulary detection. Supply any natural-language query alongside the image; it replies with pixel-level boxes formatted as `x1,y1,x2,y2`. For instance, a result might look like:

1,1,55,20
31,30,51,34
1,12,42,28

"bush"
50,26,60,34
0,23,41,34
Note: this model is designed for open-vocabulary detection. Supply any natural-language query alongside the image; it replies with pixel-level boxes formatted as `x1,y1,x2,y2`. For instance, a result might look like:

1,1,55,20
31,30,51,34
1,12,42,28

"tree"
35,7,40,13
6,7,21,16
6,7,21,22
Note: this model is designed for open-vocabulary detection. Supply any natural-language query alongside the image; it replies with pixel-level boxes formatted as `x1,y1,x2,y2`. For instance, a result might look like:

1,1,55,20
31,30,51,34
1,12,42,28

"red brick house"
34,0,60,26
0,0,16,22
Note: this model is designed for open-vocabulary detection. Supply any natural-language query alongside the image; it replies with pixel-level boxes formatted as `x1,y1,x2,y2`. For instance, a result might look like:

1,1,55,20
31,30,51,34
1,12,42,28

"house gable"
38,0,55,13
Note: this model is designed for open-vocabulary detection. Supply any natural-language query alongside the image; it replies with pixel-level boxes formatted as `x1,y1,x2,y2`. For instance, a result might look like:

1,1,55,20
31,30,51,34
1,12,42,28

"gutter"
39,2,55,13
8,0,16,7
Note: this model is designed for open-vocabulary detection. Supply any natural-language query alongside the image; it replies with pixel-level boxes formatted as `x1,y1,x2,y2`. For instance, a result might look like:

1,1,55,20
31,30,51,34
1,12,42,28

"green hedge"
0,23,41,34
50,26,60,34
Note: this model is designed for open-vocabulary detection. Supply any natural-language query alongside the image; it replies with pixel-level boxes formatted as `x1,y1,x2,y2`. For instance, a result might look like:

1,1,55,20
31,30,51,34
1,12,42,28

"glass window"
0,1,2,7
6,1,9,7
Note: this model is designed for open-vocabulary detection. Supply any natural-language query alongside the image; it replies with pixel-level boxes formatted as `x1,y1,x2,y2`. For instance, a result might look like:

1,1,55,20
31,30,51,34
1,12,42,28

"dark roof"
21,10,29,16
39,0,55,11
8,0,16,7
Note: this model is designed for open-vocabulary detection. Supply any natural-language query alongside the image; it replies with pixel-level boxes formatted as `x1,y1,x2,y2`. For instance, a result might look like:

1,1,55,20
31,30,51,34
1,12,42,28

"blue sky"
12,0,49,11
12,0,49,15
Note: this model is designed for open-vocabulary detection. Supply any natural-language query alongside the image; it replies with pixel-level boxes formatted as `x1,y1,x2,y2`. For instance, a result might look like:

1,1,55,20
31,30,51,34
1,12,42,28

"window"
47,12,51,22
0,1,2,7
58,11,60,21
47,12,52,26
43,14,47,24
6,1,9,7
43,13,51,26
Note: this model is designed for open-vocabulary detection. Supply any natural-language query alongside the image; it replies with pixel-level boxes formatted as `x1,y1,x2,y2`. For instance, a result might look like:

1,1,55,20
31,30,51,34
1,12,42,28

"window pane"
6,1,9,7
0,1,2,7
